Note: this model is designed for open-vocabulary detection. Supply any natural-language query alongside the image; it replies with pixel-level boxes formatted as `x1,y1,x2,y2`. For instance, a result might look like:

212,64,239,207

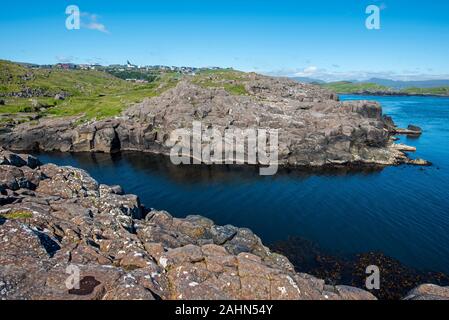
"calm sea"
34,95,449,273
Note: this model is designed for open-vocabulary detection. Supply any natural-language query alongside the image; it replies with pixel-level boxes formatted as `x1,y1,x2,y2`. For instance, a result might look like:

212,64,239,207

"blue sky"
1,0,448,80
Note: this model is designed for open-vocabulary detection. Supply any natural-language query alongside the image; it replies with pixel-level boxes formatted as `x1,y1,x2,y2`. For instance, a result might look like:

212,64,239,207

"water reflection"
48,151,386,186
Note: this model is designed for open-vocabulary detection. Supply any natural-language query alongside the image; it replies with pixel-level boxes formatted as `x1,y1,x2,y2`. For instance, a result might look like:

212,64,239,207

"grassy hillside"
321,81,391,94
401,86,449,95
191,69,249,96
4,58,447,127
322,80,449,96
0,60,179,122
0,61,250,125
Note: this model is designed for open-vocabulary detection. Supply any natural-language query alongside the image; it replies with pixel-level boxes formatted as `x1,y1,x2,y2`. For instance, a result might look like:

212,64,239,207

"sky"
1,0,449,81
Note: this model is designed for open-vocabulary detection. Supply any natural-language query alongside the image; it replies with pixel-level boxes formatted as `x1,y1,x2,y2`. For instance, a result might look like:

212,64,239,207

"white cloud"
81,12,109,34
292,66,320,77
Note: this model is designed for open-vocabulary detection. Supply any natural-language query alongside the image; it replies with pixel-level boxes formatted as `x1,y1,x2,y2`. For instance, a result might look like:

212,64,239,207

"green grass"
196,68,242,77
0,61,250,124
106,69,159,82
401,87,449,95
322,81,449,96
0,210,33,220
192,69,249,95
223,84,248,95
44,81,168,120
322,81,390,93
0,96,58,114
0,60,180,123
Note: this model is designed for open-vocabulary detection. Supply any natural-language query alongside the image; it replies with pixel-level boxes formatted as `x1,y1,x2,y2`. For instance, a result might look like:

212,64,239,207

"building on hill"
127,60,138,69
55,63,78,70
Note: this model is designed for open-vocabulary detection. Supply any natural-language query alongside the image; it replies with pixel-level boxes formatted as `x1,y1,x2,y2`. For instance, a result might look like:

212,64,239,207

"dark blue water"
34,95,449,274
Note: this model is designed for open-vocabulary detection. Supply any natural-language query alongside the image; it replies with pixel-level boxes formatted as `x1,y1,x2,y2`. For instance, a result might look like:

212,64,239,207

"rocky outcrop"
391,125,423,136
0,86,69,99
0,149,383,300
404,284,449,300
0,74,422,167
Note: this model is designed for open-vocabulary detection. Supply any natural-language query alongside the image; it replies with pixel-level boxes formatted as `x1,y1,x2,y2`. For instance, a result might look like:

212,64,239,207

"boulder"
404,284,449,300
407,124,422,133
334,285,378,300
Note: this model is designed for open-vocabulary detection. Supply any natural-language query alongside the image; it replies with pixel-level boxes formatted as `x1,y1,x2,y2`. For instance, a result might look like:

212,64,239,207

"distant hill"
321,81,390,94
359,78,449,89
291,77,325,85
320,80,449,96
291,76,449,95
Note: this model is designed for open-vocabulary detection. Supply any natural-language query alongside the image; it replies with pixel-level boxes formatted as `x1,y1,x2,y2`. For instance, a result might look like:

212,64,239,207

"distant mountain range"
290,77,449,96
357,78,449,89
291,77,449,89
290,77,326,84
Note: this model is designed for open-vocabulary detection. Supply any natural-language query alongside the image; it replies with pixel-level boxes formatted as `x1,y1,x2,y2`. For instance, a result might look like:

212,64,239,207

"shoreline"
0,149,377,300
0,148,446,300
0,75,429,169
2,126,430,170
12,145,429,175
1,149,448,300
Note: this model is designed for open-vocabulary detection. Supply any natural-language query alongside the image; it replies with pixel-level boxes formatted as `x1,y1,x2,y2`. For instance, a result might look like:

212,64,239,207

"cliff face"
0,74,415,167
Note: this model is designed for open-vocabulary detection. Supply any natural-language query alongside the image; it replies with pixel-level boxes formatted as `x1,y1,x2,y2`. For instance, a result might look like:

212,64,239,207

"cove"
33,95,449,275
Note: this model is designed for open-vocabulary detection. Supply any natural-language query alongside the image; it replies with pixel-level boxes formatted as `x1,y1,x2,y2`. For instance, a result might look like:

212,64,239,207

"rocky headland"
0,149,448,300
0,73,427,168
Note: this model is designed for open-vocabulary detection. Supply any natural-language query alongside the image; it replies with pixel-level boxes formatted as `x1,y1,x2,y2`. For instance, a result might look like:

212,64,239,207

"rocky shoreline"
1,149,448,300
0,74,428,168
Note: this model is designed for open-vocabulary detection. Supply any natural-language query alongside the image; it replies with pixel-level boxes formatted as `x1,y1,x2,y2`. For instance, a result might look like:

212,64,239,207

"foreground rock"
0,150,382,300
0,150,443,300
404,284,449,300
0,74,423,167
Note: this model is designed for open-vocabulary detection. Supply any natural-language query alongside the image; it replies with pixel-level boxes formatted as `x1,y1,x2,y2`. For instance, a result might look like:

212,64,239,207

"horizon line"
3,58,449,83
